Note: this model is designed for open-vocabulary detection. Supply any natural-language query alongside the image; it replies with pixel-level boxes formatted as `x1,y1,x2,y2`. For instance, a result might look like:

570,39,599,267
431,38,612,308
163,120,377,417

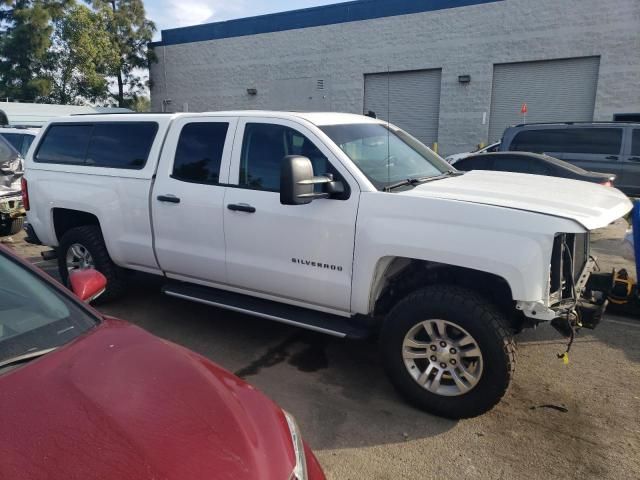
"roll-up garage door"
364,69,442,146
488,57,600,142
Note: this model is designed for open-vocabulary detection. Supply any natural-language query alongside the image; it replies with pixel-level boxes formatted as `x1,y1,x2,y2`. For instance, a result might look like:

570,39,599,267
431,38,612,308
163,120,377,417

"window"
240,123,330,192
0,133,33,157
172,122,229,184
35,125,92,165
493,156,535,174
320,123,446,190
86,123,158,169
21,135,35,157
0,252,97,367
511,128,622,155
455,156,493,171
632,130,640,156
36,122,158,169
0,135,19,164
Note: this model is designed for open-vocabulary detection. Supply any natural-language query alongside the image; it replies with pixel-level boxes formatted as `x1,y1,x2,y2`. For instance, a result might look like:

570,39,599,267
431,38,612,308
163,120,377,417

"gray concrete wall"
150,0,640,157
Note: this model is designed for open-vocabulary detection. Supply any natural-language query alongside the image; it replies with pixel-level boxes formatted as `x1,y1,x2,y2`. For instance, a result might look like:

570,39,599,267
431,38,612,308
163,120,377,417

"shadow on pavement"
96,272,457,450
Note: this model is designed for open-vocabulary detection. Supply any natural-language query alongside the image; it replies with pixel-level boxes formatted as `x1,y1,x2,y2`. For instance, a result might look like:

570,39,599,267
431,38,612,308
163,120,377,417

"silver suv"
500,122,640,196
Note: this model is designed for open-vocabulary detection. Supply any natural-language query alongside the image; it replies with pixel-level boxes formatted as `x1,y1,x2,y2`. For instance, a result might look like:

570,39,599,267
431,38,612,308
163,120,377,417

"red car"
0,245,325,480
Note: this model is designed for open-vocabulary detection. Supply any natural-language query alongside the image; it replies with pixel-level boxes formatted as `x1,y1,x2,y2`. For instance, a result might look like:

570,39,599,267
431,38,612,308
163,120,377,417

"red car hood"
0,319,296,480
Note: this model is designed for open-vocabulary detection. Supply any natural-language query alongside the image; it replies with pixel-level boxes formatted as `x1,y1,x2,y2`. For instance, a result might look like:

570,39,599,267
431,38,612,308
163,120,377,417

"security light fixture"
247,88,257,95
458,75,471,84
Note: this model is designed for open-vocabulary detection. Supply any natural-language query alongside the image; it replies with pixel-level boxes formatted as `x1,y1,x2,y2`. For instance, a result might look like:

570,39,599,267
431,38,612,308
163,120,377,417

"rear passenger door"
152,117,237,284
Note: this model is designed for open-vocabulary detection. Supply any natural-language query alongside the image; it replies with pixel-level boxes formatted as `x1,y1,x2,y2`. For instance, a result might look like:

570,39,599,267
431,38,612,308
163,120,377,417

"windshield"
0,251,98,369
320,123,452,190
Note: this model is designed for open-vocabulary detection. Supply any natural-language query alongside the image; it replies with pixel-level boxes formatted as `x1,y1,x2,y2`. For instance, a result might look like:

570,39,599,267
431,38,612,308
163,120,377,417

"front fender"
351,193,585,315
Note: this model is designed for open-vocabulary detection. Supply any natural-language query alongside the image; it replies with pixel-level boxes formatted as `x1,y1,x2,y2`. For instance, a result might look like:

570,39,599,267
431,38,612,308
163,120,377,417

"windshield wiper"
0,347,58,371
384,171,462,192
384,177,423,192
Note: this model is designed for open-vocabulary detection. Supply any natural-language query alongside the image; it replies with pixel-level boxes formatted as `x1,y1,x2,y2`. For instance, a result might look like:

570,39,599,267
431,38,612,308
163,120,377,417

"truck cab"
23,111,632,418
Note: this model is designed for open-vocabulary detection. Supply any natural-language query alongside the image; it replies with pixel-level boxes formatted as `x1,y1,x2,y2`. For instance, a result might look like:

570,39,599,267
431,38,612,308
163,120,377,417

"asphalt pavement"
3,220,639,480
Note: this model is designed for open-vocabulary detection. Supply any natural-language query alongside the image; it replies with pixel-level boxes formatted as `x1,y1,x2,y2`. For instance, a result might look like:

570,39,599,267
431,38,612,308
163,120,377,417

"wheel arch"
369,256,523,330
52,208,101,244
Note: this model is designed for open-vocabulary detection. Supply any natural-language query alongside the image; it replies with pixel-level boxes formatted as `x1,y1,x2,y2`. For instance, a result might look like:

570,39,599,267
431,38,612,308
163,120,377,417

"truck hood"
399,170,632,230
0,319,296,480
400,170,632,230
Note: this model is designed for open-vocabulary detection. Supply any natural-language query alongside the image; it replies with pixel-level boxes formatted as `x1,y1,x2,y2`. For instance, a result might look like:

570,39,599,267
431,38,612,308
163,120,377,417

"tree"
88,0,155,107
43,4,119,104
126,94,149,112
0,0,71,101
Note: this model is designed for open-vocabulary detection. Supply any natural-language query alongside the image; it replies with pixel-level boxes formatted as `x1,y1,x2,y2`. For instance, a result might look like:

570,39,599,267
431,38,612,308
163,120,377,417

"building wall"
150,0,640,156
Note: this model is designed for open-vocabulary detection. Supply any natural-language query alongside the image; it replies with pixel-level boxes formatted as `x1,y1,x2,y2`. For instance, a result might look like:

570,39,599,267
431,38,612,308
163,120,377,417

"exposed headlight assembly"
283,411,307,480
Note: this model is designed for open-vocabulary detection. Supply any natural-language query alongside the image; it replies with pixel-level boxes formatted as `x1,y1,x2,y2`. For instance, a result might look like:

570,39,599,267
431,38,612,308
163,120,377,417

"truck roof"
66,110,382,127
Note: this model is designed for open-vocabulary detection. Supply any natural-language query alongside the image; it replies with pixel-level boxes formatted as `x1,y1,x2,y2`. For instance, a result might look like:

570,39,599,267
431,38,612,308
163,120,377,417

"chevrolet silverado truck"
23,112,632,418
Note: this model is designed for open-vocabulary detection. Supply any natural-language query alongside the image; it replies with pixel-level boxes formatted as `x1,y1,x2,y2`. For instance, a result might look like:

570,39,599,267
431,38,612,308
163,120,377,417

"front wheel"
381,285,516,419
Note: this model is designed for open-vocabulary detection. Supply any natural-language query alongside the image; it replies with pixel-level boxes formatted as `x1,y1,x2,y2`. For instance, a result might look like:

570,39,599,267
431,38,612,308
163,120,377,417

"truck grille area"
549,232,589,305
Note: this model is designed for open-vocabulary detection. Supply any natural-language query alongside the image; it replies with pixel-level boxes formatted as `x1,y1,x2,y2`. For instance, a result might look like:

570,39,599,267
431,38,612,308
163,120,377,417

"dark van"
500,122,640,195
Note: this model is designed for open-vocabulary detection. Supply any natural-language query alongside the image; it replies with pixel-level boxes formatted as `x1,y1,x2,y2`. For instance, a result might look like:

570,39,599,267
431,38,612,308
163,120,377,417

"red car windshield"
0,252,98,370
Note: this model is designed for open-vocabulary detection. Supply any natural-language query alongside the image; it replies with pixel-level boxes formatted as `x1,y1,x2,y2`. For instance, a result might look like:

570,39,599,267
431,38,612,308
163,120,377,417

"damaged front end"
517,232,613,335
547,233,611,333
0,140,25,234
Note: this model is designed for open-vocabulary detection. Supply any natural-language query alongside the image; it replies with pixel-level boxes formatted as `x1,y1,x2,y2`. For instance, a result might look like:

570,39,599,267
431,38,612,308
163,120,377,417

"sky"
145,0,344,38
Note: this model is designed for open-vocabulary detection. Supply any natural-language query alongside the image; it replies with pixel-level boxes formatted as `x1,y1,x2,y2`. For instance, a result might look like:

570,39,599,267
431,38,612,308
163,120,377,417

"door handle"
157,194,181,204
629,157,640,162
605,155,618,160
227,203,256,213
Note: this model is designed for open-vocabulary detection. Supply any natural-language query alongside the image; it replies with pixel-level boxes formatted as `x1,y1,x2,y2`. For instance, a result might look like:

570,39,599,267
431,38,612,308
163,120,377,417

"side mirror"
69,269,107,303
280,155,344,205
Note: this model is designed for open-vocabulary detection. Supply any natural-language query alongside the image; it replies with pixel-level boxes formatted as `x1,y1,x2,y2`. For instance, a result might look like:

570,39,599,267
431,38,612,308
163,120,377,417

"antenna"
387,65,391,189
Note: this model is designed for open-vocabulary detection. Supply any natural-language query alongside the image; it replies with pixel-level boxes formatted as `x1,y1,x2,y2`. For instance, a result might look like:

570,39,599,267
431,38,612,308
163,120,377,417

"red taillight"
21,177,29,210
602,180,613,188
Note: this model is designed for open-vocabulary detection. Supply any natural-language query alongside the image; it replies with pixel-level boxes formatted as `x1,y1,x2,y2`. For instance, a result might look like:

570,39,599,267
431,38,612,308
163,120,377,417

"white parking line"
606,318,640,329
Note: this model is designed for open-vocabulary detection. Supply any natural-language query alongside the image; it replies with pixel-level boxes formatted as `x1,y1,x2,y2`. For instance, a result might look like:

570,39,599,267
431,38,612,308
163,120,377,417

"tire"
58,225,126,302
380,285,516,419
0,216,24,236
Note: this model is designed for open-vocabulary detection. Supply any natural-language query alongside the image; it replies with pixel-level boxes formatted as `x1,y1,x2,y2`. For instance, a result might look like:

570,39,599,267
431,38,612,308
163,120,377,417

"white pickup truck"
23,111,631,418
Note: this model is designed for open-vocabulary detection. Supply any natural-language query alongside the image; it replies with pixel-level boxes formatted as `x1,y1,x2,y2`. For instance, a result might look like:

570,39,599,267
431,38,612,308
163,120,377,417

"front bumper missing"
0,194,25,224
517,257,612,333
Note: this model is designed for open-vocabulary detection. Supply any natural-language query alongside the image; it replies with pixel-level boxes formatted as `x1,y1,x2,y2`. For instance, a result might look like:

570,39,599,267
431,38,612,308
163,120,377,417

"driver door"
223,118,358,313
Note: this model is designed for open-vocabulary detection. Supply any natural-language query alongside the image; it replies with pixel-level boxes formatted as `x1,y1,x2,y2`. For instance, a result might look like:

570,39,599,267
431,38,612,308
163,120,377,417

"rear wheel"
58,225,126,302
381,285,516,419
0,216,24,236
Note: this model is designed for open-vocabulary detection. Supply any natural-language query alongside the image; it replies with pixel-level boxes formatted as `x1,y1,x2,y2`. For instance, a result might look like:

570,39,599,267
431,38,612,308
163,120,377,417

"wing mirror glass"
69,269,107,303
280,155,344,205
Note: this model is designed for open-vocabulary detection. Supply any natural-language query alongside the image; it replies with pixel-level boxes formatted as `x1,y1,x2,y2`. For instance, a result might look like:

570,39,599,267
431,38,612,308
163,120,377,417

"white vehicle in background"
0,126,39,158
446,141,500,164
23,111,631,418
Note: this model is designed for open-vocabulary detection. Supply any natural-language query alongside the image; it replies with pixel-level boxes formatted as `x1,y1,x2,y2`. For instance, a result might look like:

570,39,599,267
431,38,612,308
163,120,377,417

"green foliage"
42,4,119,104
124,94,150,112
0,0,155,106
88,0,156,107
0,0,72,101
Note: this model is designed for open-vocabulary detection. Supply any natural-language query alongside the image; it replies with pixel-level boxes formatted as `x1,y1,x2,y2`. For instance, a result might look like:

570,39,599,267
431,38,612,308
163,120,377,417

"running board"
162,282,371,339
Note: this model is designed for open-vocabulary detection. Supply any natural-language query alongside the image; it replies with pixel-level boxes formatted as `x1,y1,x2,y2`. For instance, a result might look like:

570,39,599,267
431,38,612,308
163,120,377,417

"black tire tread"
381,285,516,419
58,225,126,302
